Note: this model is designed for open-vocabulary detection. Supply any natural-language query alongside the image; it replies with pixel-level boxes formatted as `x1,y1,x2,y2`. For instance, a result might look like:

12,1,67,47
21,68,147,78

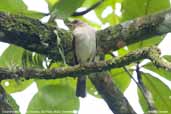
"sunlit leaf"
0,45,24,66
45,0,59,11
110,68,131,92
122,0,170,21
0,0,27,13
22,50,45,68
128,36,164,51
138,73,171,113
0,45,34,93
6,94,21,114
27,84,79,114
1,79,33,94
138,89,149,113
0,0,44,19
50,0,85,18
87,78,101,98
36,78,76,90
144,62,171,81
95,0,119,25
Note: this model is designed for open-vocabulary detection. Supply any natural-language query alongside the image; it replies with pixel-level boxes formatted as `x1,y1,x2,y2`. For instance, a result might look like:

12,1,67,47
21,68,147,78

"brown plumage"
72,20,96,97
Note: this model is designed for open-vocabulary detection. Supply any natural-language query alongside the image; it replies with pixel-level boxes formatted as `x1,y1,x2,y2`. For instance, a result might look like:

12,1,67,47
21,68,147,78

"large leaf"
0,45,33,93
1,79,33,94
95,0,119,25
138,89,149,113
144,64,171,81
45,0,59,11
0,94,21,114
0,0,44,19
27,84,79,114
87,77,101,98
128,36,164,51
122,0,169,50
0,0,27,13
82,0,99,7
104,54,131,92
110,68,131,92
36,78,77,90
6,94,21,114
121,0,170,21
144,56,171,81
22,50,45,68
50,0,85,18
138,73,171,113
82,0,120,25
36,62,77,90
0,45,23,66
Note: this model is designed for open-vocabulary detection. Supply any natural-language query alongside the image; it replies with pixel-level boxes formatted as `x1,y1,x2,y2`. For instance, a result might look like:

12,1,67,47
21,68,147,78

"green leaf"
45,0,59,11
117,47,129,56
27,84,79,114
36,77,77,90
6,94,21,114
95,0,119,25
1,79,33,94
122,0,170,21
122,0,168,50
0,0,27,13
139,73,171,113
82,0,120,25
0,94,20,114
0,45,24,67
128,36,164,51
22,50,45,68
21,11,45,19
87,79,101,97
0,45,33,93
138,89,149,112
104,53,131,92
0,0,44,19
50,0,85,18
82,0,99,7
110,68,131,92
144,62,171,81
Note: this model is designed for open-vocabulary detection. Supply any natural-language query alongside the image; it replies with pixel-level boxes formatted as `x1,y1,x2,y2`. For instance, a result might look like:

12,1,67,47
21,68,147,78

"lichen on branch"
0,46,169,81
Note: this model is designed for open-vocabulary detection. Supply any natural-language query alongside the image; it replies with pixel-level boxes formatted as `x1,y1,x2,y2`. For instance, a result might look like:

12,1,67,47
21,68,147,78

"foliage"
27,84,79,114
0,0,170,113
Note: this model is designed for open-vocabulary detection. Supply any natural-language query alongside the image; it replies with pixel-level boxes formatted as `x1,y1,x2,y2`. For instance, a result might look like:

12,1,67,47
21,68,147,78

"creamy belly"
74,27,96,64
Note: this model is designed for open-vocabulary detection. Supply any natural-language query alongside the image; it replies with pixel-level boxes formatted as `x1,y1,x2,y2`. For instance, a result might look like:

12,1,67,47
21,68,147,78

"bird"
71,20,96,97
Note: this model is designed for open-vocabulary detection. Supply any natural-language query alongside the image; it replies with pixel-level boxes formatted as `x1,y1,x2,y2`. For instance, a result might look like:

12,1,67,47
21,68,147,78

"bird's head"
67,20,87,30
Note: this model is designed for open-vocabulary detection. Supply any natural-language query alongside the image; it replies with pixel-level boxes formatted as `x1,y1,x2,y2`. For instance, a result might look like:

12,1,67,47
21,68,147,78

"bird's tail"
76,76,86,98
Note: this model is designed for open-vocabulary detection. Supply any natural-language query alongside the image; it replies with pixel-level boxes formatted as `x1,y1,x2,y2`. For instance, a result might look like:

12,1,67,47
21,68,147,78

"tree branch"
0,46,169,80
1,9,171,114
89,72,137,114
1,9,171,62
0,12,73,61
96,9,171,52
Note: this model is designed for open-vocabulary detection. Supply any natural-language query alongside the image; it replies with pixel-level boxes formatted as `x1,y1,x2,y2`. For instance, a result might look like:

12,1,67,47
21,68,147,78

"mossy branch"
0,46,169,80
1,9,171,114
1,9,171,63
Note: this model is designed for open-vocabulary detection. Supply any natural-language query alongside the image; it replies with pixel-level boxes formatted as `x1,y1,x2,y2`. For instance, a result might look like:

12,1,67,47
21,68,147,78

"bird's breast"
74,28,96,64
